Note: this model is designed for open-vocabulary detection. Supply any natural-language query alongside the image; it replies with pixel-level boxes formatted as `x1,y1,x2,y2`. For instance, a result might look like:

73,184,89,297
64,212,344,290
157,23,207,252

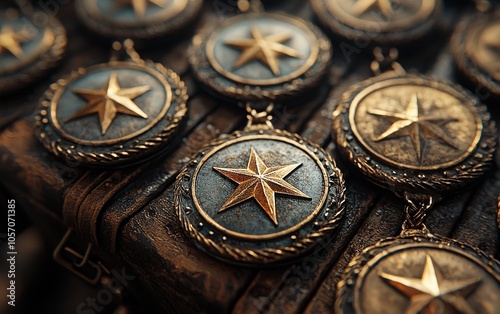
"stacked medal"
311,0,499,312
175,0,347,265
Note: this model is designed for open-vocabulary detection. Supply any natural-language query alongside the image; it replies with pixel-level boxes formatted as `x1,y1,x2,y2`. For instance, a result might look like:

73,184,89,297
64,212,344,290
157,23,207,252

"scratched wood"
0,1,498,313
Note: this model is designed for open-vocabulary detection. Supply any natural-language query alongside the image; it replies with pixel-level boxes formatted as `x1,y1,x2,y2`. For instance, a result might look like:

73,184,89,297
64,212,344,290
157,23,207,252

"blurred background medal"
0,0,66,95
75,0,203,41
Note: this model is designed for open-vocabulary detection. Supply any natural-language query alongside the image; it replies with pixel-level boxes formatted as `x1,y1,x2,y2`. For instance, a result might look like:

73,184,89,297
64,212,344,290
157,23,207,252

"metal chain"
245,103,274,130
110,39,145,64
401,193,434,231
370,47,406,76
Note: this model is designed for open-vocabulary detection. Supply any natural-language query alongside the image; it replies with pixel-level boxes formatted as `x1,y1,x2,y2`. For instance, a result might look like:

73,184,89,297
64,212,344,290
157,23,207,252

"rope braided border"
335,232,500,314
333,73,497,196
34,60,188,166
188,12,332,103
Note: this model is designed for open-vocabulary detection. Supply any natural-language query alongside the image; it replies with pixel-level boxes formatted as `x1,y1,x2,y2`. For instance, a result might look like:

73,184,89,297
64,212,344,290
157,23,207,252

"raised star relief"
224,26,301,76
380,254,482,314
214,147,310,225
368,94,458,163
66,72,151,134
116,0,168,17
351,0,395,19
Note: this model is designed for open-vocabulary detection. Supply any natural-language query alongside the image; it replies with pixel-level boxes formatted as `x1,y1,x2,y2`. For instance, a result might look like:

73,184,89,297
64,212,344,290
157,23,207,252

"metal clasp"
244,103,274,130
370,47,406,76
401,193,434,232
53,228,103,285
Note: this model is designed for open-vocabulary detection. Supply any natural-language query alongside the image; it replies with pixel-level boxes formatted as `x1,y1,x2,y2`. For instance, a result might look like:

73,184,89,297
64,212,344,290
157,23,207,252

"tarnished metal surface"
75,0,203,40
0,7,66,94
34,41,188,167
336,231,500,314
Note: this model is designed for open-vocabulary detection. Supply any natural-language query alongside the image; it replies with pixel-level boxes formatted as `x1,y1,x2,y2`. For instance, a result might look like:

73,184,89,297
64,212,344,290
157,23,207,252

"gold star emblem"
224,26,301,76
116,0,167,17
380,255,482,314
351,0,395,19
214,148,310,225
0,25,31,59
368,94,458,163
66,72,151,135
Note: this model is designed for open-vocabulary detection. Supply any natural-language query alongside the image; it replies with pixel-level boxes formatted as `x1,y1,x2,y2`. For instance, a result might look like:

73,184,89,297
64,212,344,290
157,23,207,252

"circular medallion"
35,60,188,167
175,128,345,265
0,8,66,94
311,0,441,46
75,0,202,40
189,12,332,103
451,11,500,97
333,73,497,195
336,233,500,314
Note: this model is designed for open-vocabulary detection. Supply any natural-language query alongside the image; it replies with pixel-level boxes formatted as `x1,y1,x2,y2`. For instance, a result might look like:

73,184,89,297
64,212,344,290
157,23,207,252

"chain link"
110,39,145,64
370,47,406,76
245,103,274,130
402,193,434,231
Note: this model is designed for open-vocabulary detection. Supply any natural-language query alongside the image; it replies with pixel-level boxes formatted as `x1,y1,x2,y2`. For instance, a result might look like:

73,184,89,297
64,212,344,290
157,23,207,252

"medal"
175,1,345,265
451,1,500,98
75,0,203,40
0,1,66,94
336,232,500,314
188,9,332,103
35,39,188,167
311,0,442,46
332,49,498,312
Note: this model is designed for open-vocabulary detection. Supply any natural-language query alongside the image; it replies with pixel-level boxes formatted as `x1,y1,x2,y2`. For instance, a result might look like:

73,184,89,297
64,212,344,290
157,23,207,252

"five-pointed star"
116,0,167,17
214,147,310,225
0,25,30,59
380,255,482,314
351,0,396,19
368,94,458,163
224,26,301,76
67,72,151,135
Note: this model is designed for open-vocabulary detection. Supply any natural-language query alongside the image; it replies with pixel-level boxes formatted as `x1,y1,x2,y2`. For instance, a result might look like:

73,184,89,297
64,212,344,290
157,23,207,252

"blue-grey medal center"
175,129,346,265
189,12,332,103
35,61,188,167
209,17,314,84
53,66,168,144
0,9,66,94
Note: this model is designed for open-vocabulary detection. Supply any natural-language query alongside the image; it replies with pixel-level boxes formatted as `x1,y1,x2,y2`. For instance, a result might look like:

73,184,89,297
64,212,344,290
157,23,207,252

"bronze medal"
188,11,332,103
332,58,498,312
35,40,188,167
333,71,496,196
176,5,344,265
175,110,345,265
0,6,66,94
336,230,500,314
311,0,441,46
451,9,500,97
75,0,203,40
